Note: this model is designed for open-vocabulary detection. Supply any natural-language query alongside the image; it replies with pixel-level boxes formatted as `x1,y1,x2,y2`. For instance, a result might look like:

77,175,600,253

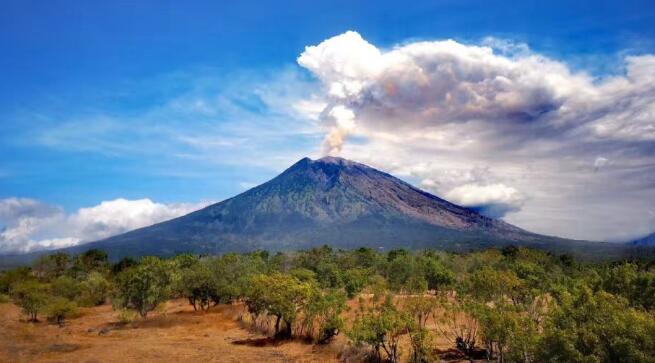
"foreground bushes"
1,245,655,362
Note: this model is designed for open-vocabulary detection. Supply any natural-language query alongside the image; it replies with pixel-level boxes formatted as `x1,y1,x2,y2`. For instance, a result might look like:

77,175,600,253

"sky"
1,0,655,253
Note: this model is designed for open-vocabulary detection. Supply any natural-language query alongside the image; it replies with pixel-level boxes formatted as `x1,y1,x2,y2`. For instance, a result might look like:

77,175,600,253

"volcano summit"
26,156,621,261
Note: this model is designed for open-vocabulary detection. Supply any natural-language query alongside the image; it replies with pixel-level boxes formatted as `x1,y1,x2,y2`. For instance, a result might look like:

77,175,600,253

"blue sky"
1,0,655,251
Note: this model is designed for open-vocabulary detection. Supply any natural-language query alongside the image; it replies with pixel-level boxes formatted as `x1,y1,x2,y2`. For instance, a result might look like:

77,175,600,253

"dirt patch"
0,298,474,362
0,301,342,363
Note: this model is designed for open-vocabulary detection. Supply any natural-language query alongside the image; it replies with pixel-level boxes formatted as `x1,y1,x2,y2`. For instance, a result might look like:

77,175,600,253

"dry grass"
0,299,345,363
0,296,474,363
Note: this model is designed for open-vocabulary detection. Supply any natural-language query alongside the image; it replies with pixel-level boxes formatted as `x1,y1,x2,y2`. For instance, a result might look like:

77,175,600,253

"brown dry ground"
0,297,472,363
0,300,347,363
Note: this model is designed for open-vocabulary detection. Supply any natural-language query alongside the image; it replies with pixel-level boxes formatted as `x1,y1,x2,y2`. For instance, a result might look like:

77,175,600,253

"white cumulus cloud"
445,183,525,218
296,31,655,241
0,197,212,253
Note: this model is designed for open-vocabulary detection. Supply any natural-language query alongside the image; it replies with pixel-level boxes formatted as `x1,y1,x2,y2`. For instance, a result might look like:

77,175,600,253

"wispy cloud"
28,67,325,173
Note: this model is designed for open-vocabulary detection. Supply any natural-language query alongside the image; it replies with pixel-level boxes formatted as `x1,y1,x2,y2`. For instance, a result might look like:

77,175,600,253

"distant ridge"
633,232,655,246
1,157,633,265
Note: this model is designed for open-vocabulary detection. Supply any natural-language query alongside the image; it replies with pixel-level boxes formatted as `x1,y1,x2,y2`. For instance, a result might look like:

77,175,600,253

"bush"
112,257,138,275
0,267,33,294
538,287,655,363
45,296,78,326
289,268,317,283
304,289,347,343
33,253,70,280
177,262,215,311
343,268,369,298
245,273,314,338
117,308,137,324
349,296,410,363
80,271,111,306
0,293,9,303
51,275,81,300
114,257,171,318
11,280,48,322
71,249,109,278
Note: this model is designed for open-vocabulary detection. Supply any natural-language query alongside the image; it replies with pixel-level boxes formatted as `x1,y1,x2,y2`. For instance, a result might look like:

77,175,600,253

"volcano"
58,156,626,259
1,157,630,264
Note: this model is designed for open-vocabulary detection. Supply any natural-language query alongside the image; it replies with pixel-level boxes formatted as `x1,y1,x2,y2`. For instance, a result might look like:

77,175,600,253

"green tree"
303,288,347,343
602,263,655,310
80,271,111,306
114,257,171,318
349,295,410,363
11,280,48,322
538,286,655,363
111,256,138,275
178,262,215,311
71,249,109,278
436,297,479,360
289,268,317,283
50,275,81,300
343,268,370,298
471,302,539,363
463,266,523,305
405,275,428,295
387,253,417,291
419,255,455,293
402,295,440,363
33,253,70,280
208,253,268,304
315,262,344,288
352,247,385,270
245,273,314,339
0,267,33,294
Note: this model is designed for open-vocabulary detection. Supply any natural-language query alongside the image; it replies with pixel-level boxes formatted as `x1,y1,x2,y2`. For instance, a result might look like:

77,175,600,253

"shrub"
11,280,48,322
177,262,215,311
349,295,410,363
33,253,70,280
80,271,111,306
71,249,109,278
0,293,9,303
0,267,33,294
111,257,138,275
304,288,347,343
245,273,314,338
45,296,78,326
538,287,655,363
289,268,317,283
343,268,369,298
51,275,81,300
114,257,171,318
117,308,137,324
208,253,268,304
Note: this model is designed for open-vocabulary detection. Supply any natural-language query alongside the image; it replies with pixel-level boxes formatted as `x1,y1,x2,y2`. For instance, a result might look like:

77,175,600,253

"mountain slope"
633,232,655,246
62,156,626,259
2,157,631,264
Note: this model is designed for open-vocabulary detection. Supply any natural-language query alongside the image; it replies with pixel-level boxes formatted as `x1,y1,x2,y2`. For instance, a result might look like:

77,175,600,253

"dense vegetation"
1,246,655,362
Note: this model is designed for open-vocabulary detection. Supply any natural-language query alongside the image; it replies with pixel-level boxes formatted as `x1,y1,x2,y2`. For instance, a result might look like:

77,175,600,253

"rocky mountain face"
1,157,631,264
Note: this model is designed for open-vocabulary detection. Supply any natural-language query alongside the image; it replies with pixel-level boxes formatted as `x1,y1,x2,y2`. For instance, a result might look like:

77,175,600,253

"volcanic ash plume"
322,105,356,155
